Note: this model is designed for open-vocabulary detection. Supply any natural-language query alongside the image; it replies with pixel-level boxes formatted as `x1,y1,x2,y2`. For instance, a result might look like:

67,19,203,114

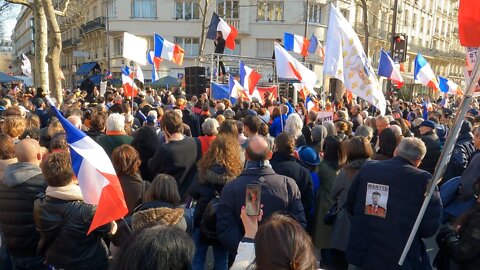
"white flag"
324,4,386,115
21,54,32,78
274,43,317,93
123,32,148,65
136,65,145,84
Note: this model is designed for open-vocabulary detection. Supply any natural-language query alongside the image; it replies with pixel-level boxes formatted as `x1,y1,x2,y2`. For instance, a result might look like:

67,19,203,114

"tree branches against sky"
0,1,22,38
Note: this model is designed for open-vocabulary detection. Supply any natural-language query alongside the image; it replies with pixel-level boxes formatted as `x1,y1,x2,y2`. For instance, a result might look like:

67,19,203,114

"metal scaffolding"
195,53,277,85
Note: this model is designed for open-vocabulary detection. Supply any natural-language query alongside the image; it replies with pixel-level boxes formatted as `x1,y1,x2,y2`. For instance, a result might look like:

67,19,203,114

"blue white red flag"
206,13,238,50
378,49,404,88
439,76,463,95
105,70,113,79
121,66,138,97
45,97,128,234
284,32,310,57
239,61,261,95
154,33,184,66
414,53,440,91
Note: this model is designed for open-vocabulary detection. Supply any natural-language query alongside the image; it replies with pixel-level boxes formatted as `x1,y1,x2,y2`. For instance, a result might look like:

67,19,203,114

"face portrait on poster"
365,182,389,218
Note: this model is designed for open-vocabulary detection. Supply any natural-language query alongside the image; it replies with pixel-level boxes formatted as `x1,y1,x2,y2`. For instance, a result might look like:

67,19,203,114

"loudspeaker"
185,66,206,96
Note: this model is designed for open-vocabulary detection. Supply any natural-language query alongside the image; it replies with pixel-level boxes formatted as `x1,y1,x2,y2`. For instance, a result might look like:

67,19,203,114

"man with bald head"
217,135,306,256
0,139,46,269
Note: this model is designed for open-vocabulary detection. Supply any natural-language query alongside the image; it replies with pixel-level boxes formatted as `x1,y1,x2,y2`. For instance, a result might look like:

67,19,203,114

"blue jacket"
346,157,442,270
269,114,287,137
216,166,306,254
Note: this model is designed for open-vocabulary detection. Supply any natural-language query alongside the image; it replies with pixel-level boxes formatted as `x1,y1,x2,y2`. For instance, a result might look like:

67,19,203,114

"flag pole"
398,56,480,266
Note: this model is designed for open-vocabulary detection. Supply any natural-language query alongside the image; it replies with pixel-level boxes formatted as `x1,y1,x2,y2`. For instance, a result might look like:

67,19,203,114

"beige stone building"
0,39,15,74
11,0,464,97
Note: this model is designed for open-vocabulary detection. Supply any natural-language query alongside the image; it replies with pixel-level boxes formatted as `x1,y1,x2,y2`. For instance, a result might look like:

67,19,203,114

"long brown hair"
198,134,242,179
254,213,317,270
111,145,141,176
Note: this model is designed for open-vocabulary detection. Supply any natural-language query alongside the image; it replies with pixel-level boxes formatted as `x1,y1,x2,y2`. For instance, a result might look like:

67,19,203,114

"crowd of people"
0,84,479,270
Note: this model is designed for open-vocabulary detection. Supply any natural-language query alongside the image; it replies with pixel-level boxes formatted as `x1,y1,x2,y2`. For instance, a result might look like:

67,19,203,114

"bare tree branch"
54,0,70,16
5,0,31,8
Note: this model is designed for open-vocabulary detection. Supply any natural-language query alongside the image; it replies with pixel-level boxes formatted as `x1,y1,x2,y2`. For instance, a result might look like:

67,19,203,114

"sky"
2,4,21,39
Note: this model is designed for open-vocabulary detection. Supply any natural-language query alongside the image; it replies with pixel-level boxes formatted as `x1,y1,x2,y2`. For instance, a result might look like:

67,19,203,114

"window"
175,0,200,20
113,37,123,56
225,40,241,55
256,39,275,57
257,1,284,21
308,3,324,24
217,0,239,19
174,37,199,56
132,0,157,19
107,0,117,18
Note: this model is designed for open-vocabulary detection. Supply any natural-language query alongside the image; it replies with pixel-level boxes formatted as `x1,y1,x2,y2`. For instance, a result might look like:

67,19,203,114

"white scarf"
46,183,83,201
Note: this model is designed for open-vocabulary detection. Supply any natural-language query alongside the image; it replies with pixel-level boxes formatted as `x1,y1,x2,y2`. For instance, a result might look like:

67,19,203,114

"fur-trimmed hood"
199,164,236,185
131,207,186,231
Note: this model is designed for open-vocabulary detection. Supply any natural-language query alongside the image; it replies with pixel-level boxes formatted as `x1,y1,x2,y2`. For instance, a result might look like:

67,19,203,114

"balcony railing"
80,17,106,35
62,38,80,48
225,18,239,31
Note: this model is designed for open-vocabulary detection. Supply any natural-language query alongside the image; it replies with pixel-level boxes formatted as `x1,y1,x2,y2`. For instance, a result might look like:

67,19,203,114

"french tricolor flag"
121,66,138,97
147,50,161,82
154,33,184,66
305,96,319,112
378,49,404,88
239,61,261,95
284,32,310,57
414,53,440,91
46,97,128,234
207,13,238,50
229,74,250,102
439,76,463,95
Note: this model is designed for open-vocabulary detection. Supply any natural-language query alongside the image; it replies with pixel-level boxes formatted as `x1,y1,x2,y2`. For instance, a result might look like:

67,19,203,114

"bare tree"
42,0,63,103
198,0,215,55
6,0,49,92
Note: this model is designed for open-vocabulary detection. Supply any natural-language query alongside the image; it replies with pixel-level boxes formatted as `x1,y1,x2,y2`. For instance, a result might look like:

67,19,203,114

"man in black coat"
350,104,364,132
0,139,46,270
217,135,306,256
270,132,314,225
346,138,442,270
417,120,442,174
214,31,226,76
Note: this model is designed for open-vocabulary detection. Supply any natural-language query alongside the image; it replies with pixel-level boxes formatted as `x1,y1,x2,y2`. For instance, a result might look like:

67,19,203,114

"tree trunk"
32,0,49,91
360,0,369,55
199,0,209,55
41,0,63,104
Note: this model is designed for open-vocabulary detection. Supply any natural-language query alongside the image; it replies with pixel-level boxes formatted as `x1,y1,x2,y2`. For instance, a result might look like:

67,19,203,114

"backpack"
199,189,220,246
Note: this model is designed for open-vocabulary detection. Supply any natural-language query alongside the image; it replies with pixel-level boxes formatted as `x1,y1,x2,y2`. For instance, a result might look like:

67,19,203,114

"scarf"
46,184,84,201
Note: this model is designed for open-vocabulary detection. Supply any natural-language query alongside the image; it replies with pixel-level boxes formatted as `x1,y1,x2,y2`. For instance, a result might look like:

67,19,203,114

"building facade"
11,0,465,97
0,39,14,74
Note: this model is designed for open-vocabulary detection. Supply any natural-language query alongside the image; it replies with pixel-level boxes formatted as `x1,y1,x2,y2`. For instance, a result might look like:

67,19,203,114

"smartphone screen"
245,184,261,216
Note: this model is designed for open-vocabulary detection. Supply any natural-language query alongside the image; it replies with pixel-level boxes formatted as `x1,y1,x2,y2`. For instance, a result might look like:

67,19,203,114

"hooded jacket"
0,162,46,257
189,165,235,228
443,132,475,182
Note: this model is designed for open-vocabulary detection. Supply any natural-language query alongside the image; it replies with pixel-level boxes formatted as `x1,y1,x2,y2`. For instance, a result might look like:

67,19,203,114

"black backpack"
199,189,220,246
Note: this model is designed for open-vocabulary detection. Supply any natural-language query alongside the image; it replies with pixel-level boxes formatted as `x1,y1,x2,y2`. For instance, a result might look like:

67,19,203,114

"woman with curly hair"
189,134,243,270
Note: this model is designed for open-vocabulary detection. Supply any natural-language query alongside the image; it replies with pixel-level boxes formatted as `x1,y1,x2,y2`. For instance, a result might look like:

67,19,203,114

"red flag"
458,0,480,46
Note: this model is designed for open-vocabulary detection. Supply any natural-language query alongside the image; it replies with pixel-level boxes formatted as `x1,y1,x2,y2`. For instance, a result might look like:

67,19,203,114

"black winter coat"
443,132,476,182
0,163,46,257
189,165,235,228
216,166,306,255
182,109,201,137
435,210,480,270
418,131,442,174
33,195,110,270
270,151,314,225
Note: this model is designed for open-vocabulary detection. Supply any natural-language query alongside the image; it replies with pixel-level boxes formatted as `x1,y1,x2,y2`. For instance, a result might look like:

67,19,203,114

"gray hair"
390,125,403,137
395,137,427,163
106,113,125,132
284,113,303,138
202,118,219,136
322,121,337,136
355,125,373,140
148,110,158,119
216,103,225,111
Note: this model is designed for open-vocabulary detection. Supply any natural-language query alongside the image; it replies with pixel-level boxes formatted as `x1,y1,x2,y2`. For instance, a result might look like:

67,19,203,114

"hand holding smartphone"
245,184,261,216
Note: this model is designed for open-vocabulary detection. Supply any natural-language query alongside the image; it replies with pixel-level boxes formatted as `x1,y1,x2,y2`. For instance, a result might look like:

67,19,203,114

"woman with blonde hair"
189,134,243,270
1,116,27,143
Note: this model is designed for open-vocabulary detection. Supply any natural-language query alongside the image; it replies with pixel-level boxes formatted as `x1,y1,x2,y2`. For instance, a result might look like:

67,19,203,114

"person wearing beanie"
443,121,476,183
311,125,328,154
417,120,442,174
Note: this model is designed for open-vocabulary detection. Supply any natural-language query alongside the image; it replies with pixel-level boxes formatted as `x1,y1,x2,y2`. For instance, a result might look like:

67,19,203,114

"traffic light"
393,34,408,63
